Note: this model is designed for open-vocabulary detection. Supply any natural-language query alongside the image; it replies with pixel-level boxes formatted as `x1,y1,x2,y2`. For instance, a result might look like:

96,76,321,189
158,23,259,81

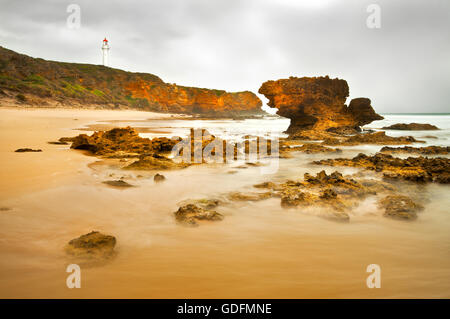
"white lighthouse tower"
102,38,110,66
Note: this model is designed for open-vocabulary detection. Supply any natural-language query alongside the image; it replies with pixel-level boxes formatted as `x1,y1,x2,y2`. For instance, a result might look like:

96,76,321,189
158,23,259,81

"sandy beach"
0,107,449,298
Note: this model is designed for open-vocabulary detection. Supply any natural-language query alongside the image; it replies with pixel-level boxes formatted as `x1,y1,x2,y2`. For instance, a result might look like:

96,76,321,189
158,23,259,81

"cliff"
258,76,383,135
0,46,263,117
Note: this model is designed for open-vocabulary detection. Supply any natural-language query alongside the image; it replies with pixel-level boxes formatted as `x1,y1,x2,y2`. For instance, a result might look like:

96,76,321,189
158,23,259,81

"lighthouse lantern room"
102,38,110,66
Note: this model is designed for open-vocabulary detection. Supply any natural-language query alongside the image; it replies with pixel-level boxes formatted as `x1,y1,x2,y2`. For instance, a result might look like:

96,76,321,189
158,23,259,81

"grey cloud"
0,0,448,112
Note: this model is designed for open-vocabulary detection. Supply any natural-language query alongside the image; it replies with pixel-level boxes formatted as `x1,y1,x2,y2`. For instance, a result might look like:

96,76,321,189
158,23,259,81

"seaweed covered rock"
378,195,424,220
65,231,116,259
174,204,224,227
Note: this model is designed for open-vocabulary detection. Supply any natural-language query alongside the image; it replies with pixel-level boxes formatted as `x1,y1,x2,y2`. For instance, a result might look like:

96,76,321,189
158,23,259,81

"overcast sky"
0,0,449,113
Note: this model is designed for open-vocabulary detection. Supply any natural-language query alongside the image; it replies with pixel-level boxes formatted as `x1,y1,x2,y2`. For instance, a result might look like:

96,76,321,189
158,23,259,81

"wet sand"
0,108,450,298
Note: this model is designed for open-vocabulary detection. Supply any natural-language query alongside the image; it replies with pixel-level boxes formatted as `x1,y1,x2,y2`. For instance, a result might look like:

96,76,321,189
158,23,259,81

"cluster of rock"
314,153,450,183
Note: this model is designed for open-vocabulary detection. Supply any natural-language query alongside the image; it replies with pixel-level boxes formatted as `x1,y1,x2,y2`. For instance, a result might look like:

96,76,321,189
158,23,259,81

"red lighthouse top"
103,38,108,43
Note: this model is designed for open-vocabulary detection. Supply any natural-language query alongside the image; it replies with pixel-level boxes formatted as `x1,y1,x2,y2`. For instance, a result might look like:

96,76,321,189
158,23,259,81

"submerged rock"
154,173,166,182
102,180,135,187
382,123,439,130
15,148,42,152
227,191,273,202
125,154,189,170
48,141,69,145
65,231,116,259
378,195,424,220
174,204,224,227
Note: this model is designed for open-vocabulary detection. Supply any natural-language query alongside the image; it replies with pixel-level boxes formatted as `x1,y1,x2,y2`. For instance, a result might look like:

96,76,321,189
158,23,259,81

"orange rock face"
0,46,263,117
258,76,383,135
125,80,263,116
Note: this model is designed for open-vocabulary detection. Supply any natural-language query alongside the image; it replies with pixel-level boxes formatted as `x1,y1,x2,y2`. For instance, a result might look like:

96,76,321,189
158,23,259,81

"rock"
382,123,439,130
378,195,424,220
253,181,277,189
14,148,42,152
294,143,341,154
125,154,189,170
65,231,116,259
102,180,135,187
314,153,450,183
178,198,221,210
347,98,384,126
154,173,166,182
380,145,449,155
320,189,337,199
318,211,350,223
322,131,423,146
48,141,69,145
258,76,383,136
70,127,179,157
227,191,273,202
174,204,224,226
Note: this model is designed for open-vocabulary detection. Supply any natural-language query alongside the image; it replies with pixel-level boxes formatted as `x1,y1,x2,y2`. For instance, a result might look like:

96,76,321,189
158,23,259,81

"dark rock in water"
48,141,69,145
382,123,439,130
102,180,135,187
66,231,116,259
15,148,42,152
174,204,224,227
378,195,424,220
154,173,166,182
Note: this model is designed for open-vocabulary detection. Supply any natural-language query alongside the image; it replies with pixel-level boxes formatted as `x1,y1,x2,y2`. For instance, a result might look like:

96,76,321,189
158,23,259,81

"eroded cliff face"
125,80,262,115
258,76,383,135
0,46,263,117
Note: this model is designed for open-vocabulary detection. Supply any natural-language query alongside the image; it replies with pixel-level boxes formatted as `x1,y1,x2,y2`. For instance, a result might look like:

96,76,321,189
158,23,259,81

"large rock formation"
258,76,383,136
0,46,263,117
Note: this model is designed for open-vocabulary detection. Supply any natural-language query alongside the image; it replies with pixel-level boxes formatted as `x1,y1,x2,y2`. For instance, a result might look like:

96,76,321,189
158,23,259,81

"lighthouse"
102,38,110,66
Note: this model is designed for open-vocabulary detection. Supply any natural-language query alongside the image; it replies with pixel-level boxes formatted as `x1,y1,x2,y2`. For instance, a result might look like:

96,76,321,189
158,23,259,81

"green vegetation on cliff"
0,46,263,116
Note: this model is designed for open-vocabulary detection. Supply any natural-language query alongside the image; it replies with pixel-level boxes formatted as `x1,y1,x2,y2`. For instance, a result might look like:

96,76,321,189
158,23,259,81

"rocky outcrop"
0,46,263,117
322,131,424,146
314,153,450,183
65,231,116,259
14,148,42,152
258,76,383,136
380,145,450,155
382,123,439,130
378,195,424,220
70,127,178,157
174,204,224,227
